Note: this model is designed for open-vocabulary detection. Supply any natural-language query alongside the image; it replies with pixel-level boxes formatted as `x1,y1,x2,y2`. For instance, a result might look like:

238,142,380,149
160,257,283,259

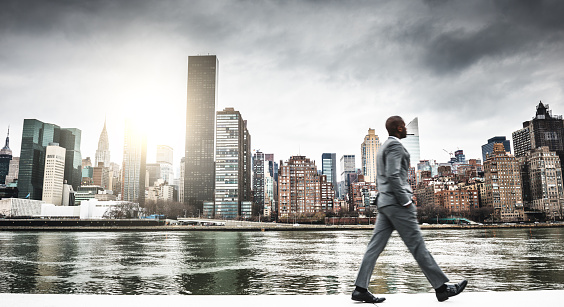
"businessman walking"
352,116,467,303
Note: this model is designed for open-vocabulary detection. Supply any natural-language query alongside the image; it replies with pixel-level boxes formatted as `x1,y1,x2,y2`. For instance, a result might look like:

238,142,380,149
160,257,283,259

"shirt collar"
389,136,400,141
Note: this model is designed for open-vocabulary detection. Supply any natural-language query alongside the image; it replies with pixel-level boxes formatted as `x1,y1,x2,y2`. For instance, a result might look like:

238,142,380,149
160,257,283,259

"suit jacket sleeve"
385,142,412,205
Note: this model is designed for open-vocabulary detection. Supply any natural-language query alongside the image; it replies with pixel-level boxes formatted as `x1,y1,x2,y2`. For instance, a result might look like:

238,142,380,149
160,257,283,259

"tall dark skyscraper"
122,119,146,205
513,102,564,173
17,119,82,199
0,128,12,185
184,55,218,208
482,136,511,162
60,128,82,190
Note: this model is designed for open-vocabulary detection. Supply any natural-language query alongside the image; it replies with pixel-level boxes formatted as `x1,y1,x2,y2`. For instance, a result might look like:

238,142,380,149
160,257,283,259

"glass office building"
402,117,420,167
213,108,251,219
184,55,219,209
17,119,82,200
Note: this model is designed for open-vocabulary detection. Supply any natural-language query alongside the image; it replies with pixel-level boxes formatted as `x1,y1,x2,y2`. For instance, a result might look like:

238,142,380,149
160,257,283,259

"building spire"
3,126,9,149
95,118,110,167
0,126,11,156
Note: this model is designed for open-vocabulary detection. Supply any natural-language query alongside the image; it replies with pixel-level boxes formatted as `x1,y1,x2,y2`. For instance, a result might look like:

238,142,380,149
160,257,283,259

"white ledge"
1,290,562,307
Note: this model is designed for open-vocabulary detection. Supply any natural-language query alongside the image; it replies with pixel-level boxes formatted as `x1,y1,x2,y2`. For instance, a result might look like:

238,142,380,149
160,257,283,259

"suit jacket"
375,136,413,208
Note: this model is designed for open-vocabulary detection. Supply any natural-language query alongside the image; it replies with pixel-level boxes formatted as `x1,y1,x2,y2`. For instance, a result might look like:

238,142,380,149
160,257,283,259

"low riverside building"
0,198,44,217
0,198,137,219
435,188,479,214
75,185,104,204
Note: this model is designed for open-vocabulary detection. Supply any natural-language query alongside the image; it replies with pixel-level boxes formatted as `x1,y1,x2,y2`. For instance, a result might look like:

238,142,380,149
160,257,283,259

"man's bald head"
386,116,407,139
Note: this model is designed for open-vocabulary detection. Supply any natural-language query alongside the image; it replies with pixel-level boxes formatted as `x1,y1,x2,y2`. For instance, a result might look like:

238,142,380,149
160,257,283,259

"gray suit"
354,136,449,289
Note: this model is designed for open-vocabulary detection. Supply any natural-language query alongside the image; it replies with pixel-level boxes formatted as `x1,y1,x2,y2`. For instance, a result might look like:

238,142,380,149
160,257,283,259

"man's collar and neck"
388,128,406,140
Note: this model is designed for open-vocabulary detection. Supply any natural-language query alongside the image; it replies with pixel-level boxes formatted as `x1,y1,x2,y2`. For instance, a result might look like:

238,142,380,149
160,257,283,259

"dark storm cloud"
2,0,564,161
4,0,564,77
1,0,125,35
421,0,564,74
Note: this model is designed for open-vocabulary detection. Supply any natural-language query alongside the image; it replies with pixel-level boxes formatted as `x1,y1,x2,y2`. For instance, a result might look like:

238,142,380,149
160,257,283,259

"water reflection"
0,228,562,294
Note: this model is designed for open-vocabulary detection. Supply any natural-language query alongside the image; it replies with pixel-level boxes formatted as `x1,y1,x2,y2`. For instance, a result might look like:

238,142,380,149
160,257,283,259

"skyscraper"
482,136,511,162
41,144,66,205
454,150,465,163
253,151,265,213
5,157,19,185
145,163,161,187
402,117,420,167
92,163,110,190
340,154,355,198
179,157,185,203
156,145,174,184
519,146,563,220
513,102,564,174
0,128,12,184
95,119,110,168
213,108,251,219
265,153,278,216
60,128,82,190
17,119,82,199
483,144,523,222
512,127,531,158
121,119,147,204
322,153,337,194
184,55,218,209
361,129,380,184
265,154,278,183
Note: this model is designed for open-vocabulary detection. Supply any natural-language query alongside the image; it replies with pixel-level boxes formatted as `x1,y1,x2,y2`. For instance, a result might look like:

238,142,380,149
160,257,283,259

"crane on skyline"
443,149,453,159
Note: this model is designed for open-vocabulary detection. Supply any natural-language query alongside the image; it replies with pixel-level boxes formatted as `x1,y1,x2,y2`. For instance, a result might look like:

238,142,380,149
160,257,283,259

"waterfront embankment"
0,218,562,231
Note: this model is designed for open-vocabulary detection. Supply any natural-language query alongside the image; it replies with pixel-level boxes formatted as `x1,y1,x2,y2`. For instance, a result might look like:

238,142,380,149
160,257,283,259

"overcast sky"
2,0,564,173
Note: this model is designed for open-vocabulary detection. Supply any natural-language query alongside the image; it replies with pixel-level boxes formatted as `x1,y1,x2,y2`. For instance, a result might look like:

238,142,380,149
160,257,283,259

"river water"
0,227,563,295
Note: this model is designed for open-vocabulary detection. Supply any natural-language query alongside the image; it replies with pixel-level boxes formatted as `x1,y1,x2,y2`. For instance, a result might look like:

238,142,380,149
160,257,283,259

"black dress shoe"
351,290,386,303
436,280,468,302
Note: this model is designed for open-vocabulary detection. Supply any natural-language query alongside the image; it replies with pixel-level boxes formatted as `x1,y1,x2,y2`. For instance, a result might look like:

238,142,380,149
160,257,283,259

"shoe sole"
352,297,386,303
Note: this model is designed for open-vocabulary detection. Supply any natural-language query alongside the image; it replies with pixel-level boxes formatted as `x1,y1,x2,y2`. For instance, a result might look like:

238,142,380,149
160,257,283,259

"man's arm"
385,142,412,206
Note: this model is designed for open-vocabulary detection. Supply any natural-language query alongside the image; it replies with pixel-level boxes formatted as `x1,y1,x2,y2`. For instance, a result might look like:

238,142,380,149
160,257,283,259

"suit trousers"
354,204,449,289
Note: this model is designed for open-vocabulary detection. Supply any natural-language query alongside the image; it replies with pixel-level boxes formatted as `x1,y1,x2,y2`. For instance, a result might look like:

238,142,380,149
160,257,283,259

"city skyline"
2,1,564,171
